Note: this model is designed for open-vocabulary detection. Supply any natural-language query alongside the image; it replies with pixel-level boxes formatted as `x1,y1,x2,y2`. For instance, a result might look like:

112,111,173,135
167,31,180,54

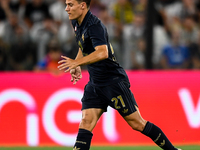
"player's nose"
65,5,70,12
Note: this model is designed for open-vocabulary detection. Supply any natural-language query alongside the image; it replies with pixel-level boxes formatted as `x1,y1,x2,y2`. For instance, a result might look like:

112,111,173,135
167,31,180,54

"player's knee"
79,117,96,131
126,118,146,132
80,117,93,125
131,123,145,132
124,111,147,132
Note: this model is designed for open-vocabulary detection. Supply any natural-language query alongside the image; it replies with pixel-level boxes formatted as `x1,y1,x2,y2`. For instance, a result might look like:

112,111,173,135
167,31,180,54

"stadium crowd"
0,0,200,73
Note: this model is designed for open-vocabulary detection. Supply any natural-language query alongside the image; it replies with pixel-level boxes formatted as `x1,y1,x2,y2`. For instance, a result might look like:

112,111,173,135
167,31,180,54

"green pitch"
0,146,200,150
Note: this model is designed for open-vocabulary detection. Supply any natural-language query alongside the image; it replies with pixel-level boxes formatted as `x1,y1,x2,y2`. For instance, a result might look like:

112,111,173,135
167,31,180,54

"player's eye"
65,3,73,8
68,3,73,7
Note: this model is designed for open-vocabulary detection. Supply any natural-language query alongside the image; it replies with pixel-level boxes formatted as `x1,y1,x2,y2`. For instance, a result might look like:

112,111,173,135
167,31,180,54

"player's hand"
58,56,77,72
1,0,9,10
70,66,82,85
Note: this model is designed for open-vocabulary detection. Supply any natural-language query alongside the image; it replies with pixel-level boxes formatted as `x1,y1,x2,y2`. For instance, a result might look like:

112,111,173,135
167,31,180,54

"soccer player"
58,0,181,150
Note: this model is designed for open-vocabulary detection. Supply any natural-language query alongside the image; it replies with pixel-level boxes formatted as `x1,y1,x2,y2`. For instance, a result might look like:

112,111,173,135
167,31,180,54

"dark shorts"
81,80,138,117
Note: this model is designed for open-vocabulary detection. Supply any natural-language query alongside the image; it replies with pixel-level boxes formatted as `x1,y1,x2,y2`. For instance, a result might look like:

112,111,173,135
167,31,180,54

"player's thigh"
80,108,104,131
123,106,147,132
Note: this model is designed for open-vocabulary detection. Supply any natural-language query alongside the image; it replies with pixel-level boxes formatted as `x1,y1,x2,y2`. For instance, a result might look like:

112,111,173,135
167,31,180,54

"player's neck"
77,9,89,25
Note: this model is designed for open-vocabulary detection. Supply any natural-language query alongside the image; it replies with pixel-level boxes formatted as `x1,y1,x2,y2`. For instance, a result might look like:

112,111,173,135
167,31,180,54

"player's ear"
81,2,86,10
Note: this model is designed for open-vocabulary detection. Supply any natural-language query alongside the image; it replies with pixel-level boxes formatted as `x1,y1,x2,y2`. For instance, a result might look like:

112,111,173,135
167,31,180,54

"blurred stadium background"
0,0,200,149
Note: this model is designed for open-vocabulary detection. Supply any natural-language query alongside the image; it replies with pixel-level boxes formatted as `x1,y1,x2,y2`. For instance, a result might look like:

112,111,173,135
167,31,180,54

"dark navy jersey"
71,10,128,86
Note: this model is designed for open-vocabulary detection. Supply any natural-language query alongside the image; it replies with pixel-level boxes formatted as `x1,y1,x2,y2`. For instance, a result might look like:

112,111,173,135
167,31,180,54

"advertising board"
0,71,199,146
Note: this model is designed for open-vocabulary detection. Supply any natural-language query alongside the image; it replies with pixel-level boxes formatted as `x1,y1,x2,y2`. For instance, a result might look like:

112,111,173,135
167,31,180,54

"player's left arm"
58,45,108,72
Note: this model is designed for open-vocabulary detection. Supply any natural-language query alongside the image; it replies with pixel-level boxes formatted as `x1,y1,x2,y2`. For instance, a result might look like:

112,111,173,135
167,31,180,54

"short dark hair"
77,0,91,8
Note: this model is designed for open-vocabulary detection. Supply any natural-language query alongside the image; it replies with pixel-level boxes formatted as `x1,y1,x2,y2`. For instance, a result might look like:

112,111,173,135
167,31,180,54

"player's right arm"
75,48,84,60
70,48,83,84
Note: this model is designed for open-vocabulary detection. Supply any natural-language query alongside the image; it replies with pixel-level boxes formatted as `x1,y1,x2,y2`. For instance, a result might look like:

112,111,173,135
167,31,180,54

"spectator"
131,38,146,69
134,0,147,14
1,12,35,71
0,0,199,71
0,0,8,21
111,0,135,60
9,0,21,13
153,25,169,68
0,3,6,22
2,13,28,45
30,16,58,62
0,0,11,37
57,20,78,59
123,12,145,69
187,31,200,69
49,0,69,26
90,0,106,17
6,41,36,71
0,39,8,70
16,0,28,23
160,30,190,69
191,53,200,69
180,0,197,20
100,0,115,7
24,0,50,29
112,0,134,25
100,0,115,16
181,15,199,45
0,0,12,18
34,38,62,74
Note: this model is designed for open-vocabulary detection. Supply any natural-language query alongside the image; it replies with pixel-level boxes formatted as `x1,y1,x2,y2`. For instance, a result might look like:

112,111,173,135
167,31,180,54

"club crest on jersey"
82,34,84,42
75,26,77,31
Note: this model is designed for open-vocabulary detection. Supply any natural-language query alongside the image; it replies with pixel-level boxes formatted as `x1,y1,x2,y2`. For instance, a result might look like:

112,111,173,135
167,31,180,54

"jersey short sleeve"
88,23,107,48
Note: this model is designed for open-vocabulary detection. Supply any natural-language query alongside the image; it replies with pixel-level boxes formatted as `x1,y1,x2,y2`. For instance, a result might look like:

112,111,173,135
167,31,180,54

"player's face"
65,0,83,20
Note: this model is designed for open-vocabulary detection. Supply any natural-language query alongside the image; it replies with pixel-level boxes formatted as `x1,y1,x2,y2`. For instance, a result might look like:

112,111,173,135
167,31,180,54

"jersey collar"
77,10,91,29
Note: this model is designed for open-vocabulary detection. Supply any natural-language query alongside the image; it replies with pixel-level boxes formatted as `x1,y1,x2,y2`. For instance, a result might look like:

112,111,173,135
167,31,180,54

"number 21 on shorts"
111,95,125,109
